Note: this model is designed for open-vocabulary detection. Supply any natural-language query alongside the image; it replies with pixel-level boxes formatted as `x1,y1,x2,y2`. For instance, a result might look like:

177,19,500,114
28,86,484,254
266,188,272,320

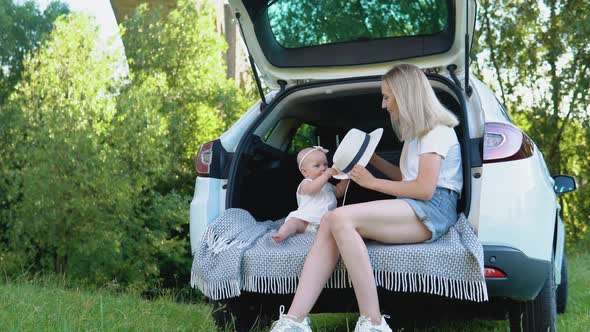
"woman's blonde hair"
383,63,459,141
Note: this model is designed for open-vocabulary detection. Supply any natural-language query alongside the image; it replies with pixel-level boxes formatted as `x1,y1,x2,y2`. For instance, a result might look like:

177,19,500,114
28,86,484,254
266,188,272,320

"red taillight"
483,122,534,163
484,267,507,278
195,141,214,176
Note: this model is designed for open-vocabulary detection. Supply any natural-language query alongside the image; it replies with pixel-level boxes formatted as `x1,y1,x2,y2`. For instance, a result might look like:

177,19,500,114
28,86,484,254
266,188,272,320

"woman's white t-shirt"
399,125,463,194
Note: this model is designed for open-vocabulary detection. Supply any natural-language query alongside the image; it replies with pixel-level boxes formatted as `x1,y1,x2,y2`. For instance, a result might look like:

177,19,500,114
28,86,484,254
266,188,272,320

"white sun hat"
332,128,383,179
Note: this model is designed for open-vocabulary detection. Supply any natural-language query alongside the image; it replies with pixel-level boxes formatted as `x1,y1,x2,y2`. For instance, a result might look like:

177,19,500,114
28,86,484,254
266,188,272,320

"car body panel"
463,75,486,138
470,76,507,124
474,74,558,264
467,166,483,231
478,152,556,262
555,212,565,285
189,177,227,254
220,95,276,153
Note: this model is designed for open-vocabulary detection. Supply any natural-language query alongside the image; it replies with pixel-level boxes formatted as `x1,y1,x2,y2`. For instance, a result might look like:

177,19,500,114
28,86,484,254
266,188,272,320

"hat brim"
332,128,383,180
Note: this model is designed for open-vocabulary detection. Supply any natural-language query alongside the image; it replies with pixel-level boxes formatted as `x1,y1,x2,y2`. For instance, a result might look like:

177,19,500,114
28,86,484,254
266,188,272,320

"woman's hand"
348,165,376,189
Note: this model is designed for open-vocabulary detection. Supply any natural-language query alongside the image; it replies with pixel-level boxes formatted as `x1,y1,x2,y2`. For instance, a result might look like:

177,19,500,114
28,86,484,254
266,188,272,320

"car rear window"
267,0,450,49
288,123,318,154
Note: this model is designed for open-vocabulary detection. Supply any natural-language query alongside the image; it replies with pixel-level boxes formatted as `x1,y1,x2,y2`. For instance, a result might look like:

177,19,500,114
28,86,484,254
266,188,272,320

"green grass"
308,313,507,331
1,253,588,331
0,277,216,331
557,252,590,331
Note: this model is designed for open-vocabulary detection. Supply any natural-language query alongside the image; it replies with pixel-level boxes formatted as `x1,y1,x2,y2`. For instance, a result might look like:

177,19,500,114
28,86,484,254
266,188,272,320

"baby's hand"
324,168,339,177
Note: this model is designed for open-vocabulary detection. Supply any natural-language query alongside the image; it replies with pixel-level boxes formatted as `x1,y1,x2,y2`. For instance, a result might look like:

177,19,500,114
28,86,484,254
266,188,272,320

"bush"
0,0,256,294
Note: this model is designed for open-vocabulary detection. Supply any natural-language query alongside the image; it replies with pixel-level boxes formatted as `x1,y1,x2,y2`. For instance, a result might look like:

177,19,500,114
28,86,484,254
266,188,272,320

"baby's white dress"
285,178,337,227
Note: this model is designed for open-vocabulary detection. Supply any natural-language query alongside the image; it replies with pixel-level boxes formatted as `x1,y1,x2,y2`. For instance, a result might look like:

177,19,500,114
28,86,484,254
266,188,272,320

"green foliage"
475,0,590,248
133,192,192,290
288,123,318,154
111,73,172,193
0,0,69,214
122,0,254,191
4,14,132,285
110,0,256,289
0,0,256,292
0,0,69,100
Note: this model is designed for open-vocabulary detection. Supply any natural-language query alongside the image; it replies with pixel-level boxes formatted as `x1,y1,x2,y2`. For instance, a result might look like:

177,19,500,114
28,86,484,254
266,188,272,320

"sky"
35,0,128,75
36,0,120,40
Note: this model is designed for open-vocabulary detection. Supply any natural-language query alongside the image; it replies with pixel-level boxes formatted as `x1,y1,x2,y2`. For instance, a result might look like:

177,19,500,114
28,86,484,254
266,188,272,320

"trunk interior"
229,78,468,222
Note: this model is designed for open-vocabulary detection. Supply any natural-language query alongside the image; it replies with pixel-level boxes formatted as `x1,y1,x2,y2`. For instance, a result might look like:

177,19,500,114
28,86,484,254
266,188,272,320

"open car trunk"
228,75,471,221
228,0,477,89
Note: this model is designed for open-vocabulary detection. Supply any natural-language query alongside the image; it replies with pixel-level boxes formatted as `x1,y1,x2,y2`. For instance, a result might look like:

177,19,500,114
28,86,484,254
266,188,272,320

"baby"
272,146,349,242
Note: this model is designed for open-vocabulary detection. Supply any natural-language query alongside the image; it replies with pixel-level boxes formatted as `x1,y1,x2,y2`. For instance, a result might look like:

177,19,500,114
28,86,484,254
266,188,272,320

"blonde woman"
270,64,463,332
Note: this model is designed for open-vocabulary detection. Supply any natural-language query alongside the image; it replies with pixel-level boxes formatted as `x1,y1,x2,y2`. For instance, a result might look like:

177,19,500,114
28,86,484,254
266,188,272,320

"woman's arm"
300,169,338,195
369,153,402,181
333,179,350,198
350,153,441,201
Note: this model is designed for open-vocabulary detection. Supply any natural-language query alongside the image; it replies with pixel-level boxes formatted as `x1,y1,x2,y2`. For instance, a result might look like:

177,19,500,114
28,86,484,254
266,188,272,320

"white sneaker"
270,305,312,332
354,315,392,332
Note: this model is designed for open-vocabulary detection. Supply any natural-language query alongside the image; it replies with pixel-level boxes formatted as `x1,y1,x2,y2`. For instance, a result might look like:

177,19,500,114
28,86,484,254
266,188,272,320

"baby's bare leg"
272,218,308,242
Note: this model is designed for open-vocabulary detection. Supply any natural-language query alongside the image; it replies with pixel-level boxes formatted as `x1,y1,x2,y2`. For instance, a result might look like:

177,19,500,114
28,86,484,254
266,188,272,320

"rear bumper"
483,245,551,301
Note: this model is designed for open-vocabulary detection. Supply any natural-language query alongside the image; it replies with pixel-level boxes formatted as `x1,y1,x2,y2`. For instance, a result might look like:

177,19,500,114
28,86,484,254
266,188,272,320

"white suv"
190,1,576,331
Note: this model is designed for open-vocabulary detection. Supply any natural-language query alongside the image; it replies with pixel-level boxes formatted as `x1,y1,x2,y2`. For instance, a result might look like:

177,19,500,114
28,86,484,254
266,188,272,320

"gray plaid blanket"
190,209,274,299
191,208,488,302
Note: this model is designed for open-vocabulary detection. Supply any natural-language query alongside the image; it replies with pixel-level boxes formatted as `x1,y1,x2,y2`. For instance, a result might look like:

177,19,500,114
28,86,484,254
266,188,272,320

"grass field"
1,253,588,331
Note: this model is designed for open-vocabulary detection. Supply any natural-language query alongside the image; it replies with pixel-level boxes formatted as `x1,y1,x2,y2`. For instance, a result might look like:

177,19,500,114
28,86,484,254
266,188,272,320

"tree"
122,0,255,193
116,0,257,289
0,0,256,290
4,14,134,283
0,3,70,264
110,73,190,290
475,0,590,245
0,0,69,100
0,0,69,216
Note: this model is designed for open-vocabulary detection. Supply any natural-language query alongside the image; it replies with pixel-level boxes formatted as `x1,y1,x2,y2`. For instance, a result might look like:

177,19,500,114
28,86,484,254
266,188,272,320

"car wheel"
523,258,557,331
209,297,270,332
556,255,568,314
508,258,557,332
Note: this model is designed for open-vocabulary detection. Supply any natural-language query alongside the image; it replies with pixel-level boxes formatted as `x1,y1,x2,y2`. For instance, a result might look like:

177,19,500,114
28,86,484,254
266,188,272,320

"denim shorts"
398,187,459,243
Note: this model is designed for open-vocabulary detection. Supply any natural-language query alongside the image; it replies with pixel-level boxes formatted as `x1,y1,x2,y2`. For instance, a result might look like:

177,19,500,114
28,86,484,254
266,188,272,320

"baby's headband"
298,146,329,170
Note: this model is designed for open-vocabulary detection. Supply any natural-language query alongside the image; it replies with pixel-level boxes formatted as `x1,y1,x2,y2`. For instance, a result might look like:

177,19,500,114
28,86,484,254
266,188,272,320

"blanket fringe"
371,270,488,302
324,270,487,302
191,272,241,300
242,275,300,294
191,269,488,302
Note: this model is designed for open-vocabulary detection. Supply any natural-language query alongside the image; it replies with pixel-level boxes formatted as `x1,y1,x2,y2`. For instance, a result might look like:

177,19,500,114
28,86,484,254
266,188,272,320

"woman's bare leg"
329,199,431,324
287,215,340,320
272,217,308,242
